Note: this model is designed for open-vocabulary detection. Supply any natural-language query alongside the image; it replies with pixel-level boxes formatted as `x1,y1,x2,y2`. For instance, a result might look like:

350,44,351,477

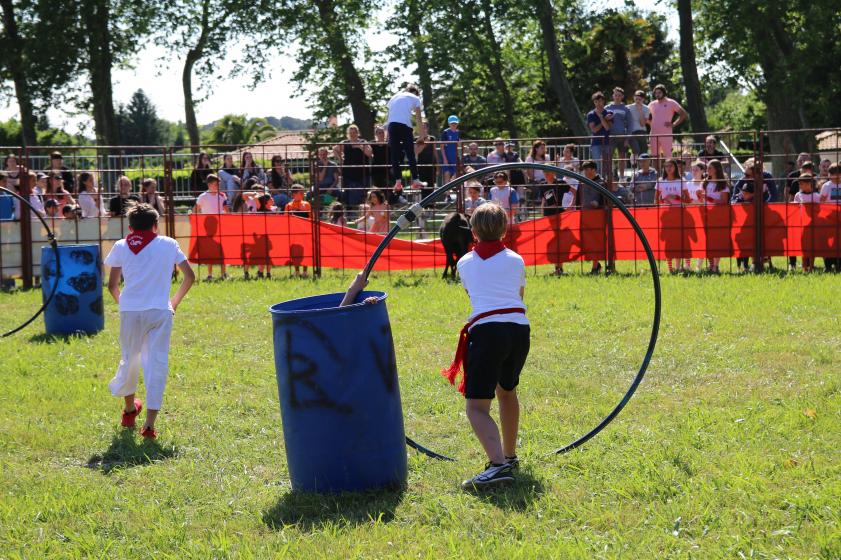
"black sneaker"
460,462,515,490
504,455,519,470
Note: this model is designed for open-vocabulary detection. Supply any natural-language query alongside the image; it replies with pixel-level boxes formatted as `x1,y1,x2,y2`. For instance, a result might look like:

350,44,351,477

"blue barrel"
41,244,105,335
270,291,407,492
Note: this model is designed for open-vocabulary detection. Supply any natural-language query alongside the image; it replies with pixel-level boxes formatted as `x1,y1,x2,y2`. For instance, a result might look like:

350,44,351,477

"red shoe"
140,425,157,440
121,399,143,428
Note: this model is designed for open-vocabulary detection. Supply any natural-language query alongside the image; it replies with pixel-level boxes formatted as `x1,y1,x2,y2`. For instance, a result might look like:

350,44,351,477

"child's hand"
363,296,379,305
340,271,369,307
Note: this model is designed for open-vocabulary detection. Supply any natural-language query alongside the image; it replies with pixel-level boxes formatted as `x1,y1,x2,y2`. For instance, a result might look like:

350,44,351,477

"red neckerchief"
125,228,157,254
474,240,505,260
441,307,526,394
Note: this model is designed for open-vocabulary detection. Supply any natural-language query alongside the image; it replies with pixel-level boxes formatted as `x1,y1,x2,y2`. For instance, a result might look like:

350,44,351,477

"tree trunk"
1,0,37,147
183,0,212,152
315,0,376,139
406,0,437,134
677,0,708,139
81,0,118,146
533,0,587,137
479,6,519,138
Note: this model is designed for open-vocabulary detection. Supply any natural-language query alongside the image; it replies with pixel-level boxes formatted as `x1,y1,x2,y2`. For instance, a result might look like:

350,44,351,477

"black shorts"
464,322,530,399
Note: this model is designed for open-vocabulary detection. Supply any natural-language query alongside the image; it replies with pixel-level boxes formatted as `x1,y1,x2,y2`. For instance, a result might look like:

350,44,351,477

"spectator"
190,152,214,193
704,159,731,273
647,85,687,165
817,158,831,188
539,171,568,276
626,90,650,165
370,125,389,189
415,120,438,197
678,153,694,181
605,87,630,179
503,142,526,196
489,170,518,223
45,173,75,207
731,181,755,272
555,143,580,193
657,158,688,273
329,201,347,227
631,153,658,205
820,163,841,272
0,171,13,221
109,175,140,217
698,135,725,163
268,155,294,209
486,138,506,166
586,91,613,174
218,154,242,200
45,150,75,193
315,147,340,200
230,187,257,214
525,140,549,194
44,198,60,218
463,142,487,170
464,182,486,216
10,171,45,219
77,172,105,218
140,178,165,216
355,189,389,234
732,158,776,203
334,124,373,207
3,154,21,188
794,175,821,272
194,174,227,280
686,160,707,204
62,204,80,219
384,84,426,191
578,160,608,274
440,115,461,183
240,151,266,185
785,155,814,271
285,183,311,219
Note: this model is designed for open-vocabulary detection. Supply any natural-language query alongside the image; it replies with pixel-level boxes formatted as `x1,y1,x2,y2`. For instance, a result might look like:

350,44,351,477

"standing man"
647,85,688,166
385,84,427,191
625,90,650,167
440,115,461,183
605,87,629,180
463,142,487,170
586,91,613,175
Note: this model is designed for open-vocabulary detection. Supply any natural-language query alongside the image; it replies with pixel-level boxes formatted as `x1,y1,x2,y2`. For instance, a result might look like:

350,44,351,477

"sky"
0,0,675,135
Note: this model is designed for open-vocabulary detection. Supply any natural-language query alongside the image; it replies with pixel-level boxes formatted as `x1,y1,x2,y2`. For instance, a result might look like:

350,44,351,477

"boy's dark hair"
127,202,159,231
44,199,59,209
406,84,420,95
591,91,605,101
653,84,667,95
291,183,305,192
141,177,156,189
50,151,63,160
206,174,219,185
564,143,576,155
634,90,645,98
613,86,624,95
581,160,597,170
244,177,259,189
800,161,815,171
828,163,841,175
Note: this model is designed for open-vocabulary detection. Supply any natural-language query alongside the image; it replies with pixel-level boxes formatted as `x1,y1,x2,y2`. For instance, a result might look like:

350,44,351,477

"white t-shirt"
386,92,422,127
685,180,705,202
819,180,841,202
105,235,187,312
489,186,515,210
195,191,227,214
625,103,651,133
78,191,103,217
657,179,684,205
525,155,547,182
794,191,821,204
457,248,529,330
705,183,730,203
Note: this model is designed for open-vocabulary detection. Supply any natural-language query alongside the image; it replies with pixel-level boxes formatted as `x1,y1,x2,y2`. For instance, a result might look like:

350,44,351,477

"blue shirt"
441,128,460,161
587,110,611,147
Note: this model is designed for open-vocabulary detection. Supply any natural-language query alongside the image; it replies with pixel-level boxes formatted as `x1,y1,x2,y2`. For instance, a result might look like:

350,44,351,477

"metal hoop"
360,163,661,461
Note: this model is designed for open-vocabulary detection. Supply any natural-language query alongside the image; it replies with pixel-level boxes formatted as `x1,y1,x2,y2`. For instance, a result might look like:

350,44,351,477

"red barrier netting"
189,203,841,270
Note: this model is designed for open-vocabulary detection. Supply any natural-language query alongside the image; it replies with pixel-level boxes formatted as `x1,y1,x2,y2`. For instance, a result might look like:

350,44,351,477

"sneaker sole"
460,475,515,491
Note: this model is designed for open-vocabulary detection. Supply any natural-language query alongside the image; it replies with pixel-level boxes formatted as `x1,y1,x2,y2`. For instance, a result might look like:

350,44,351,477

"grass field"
1,266,839,558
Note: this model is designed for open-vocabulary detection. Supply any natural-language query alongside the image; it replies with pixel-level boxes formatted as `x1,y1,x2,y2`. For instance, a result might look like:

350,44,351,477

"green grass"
1,267,839,558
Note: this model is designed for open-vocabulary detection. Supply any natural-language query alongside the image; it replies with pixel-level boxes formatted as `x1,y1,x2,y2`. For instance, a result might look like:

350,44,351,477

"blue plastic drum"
41,244,104,335
270,291,407,493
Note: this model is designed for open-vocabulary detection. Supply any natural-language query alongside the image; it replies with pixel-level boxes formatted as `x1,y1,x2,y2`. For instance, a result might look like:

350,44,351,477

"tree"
204,114,276,146
0,0,36,146
677,0,708,136
116,89,165,146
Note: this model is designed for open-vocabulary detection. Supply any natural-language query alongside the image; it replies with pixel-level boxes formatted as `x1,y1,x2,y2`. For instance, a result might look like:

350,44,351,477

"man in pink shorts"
647,84,688,166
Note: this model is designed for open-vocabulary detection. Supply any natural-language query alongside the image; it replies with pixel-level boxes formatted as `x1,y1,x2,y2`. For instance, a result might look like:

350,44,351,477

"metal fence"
1,127,839,287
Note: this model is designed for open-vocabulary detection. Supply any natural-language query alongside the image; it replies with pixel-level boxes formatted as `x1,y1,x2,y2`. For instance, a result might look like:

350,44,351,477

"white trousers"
108,309,174,410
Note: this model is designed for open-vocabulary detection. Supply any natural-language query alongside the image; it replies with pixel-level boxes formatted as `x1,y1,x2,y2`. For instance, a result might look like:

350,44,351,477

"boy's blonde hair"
470,203,507,241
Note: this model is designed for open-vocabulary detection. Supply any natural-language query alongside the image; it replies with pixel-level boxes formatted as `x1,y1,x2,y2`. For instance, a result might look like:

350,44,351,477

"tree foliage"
116,89,165,146
203,114,276,146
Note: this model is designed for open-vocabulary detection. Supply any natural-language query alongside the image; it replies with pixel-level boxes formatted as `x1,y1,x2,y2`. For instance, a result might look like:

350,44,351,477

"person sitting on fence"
190,152,215,193
77,172,104,218
464,182,486,217
218,154,242,200
140,178,165,216
385,84,426,193
240,151,267,185
489,170,518,224
45,150,75,193
194,174,227,281
109,175,140,217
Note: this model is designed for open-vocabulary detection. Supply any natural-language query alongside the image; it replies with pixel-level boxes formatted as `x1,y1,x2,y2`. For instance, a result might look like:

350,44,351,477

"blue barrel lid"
269,291,387,316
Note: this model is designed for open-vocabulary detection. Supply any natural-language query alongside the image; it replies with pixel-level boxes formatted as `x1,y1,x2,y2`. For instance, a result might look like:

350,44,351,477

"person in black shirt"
697,135,726,162
190,152,214,193
109,175,140,217
414,120,437,198
370,125,389,189
334,124,372,207
45,151,76,193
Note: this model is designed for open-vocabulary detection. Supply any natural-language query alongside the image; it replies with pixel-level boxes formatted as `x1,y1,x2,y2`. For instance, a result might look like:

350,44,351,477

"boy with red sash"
441,203,530,490
104,203,195,438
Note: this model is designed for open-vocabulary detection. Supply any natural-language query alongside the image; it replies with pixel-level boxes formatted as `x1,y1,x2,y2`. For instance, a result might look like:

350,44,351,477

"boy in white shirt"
105,203,195,438
819,163,841,203
193,174,228,280
488,170,518,223
441,203,530,490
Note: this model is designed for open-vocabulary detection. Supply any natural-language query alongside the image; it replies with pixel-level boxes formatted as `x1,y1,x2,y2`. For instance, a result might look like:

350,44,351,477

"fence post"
753,131,765,272
310,150,322,278
19,148,33,289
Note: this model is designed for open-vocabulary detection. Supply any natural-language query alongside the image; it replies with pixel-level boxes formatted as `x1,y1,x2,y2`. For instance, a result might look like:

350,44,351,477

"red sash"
441,307,526,394
474,240,505,259
125,229,157,254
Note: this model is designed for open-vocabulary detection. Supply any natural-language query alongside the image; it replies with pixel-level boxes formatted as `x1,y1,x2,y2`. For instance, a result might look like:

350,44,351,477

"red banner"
188,203,841,269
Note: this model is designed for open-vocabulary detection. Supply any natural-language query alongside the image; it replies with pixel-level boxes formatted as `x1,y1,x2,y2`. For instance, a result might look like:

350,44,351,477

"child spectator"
820,163,841,271
285,184,312,278
731,182,755,272
464,183,486,217
329,201,347,227
269,155,294,209
190,152,214,193
355,189,389,234
109,175,140,217
44,198,59,218
440,115,461,184
105,202,195,439
441,202,529,490
794,174,821,272
657,158,687,273
45,173,75,207
194,174,228,281
525,140,549,190
62,204,80,219
489,171,518,223
77,172,105,218
704,159,730,273
414,120,438,197
240,151,267,185
631,153,657,205
140,178,166,216
579,160,609,274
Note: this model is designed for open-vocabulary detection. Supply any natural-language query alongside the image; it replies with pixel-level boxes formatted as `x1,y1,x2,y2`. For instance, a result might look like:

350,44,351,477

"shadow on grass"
85,429,177,475
469,467,545,511
262,486,405,531
28,331,100,344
